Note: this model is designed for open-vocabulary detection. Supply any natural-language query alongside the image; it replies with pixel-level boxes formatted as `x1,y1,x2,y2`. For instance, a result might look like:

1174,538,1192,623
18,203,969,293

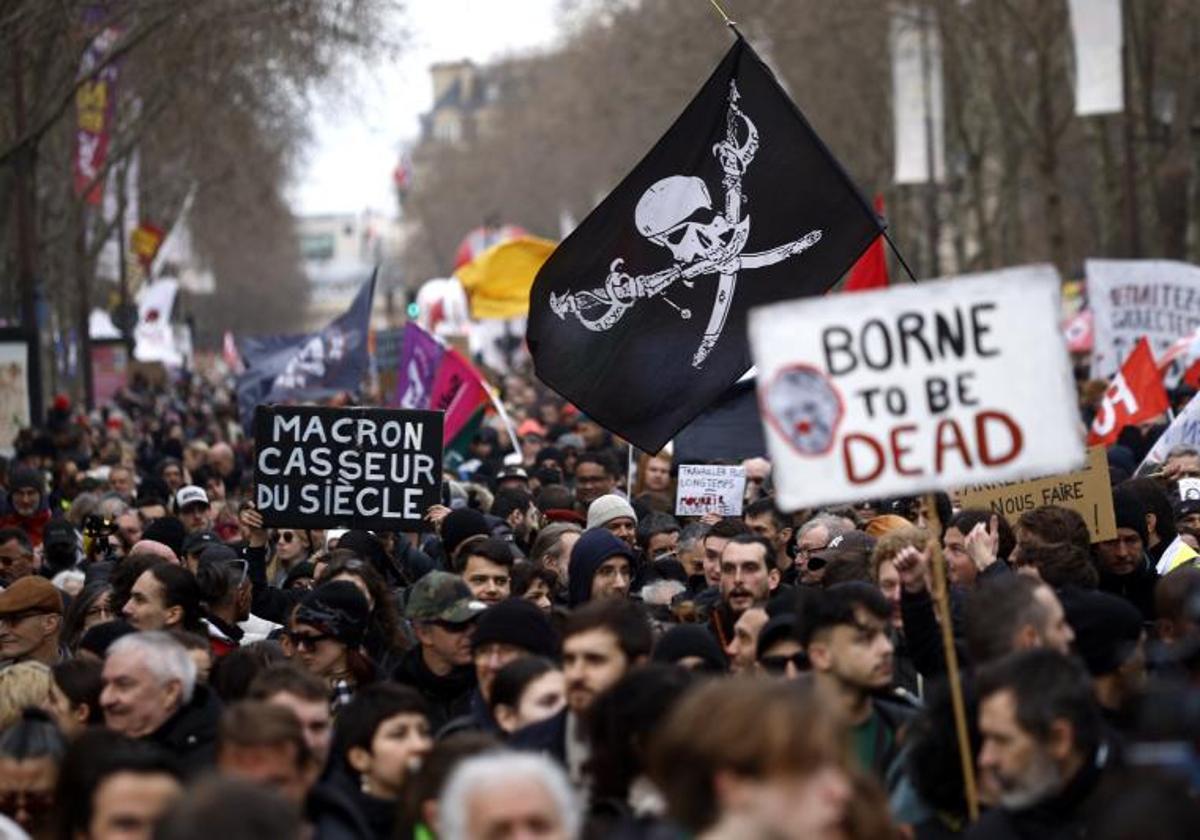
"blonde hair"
0,662,54,730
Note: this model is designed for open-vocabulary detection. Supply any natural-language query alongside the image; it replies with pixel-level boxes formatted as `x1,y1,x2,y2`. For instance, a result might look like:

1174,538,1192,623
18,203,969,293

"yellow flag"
454,235,557,320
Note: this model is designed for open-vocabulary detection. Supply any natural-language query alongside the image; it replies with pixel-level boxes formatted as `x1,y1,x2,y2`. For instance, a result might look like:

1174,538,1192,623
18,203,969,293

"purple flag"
395,322,445,409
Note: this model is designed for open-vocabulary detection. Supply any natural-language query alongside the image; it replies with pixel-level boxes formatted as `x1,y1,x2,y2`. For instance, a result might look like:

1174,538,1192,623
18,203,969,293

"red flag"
1183,359,1200,390
1088,338,1170,445
843,194,889,292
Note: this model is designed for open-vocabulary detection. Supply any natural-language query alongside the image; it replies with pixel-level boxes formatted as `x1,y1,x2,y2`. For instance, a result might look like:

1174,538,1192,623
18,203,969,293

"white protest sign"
748,264,1084,511
1137,390,1200,476
675,465,747,517
1088,259,1200,385
1180,478,1200,501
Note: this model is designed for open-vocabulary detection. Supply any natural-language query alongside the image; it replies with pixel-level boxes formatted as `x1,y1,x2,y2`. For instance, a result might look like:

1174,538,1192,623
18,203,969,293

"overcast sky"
287,0,562,218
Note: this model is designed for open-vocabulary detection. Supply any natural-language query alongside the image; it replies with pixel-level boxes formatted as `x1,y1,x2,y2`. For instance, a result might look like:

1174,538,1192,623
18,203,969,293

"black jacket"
1098,560,1157,621
390,646,475,731
509,708,568,764
146,684,222,777
308,766,395,840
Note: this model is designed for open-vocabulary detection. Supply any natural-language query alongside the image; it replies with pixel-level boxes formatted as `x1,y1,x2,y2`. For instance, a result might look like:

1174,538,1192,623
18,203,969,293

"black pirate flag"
527,36,883,454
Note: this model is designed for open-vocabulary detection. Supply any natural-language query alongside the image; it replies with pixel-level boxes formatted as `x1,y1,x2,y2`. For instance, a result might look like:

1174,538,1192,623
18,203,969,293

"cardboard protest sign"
957,446,1116,543
749,264,1084,511
675,465,747,517
1179,478,1200,501
253,406,442,530
1088,259,1200,386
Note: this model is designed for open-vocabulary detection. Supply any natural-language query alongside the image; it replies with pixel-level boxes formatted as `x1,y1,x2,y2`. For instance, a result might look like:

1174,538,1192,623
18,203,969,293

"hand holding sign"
893,544,931,595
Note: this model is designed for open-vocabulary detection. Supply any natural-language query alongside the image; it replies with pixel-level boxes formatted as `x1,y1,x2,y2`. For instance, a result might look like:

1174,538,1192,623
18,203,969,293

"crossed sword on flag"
550,82,823,368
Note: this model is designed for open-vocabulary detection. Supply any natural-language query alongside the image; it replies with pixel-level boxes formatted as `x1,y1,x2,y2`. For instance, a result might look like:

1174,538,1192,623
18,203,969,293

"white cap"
175,485,209,509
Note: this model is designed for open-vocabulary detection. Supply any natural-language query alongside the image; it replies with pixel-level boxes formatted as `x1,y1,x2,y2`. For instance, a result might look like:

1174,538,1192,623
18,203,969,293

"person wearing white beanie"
586,494,638,548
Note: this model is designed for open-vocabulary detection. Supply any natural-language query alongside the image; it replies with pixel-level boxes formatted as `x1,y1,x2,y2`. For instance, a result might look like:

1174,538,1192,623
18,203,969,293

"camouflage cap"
405,571,486,623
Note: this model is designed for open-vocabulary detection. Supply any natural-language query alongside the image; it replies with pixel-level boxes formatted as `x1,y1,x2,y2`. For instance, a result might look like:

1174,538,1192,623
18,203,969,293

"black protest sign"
253,406,442,530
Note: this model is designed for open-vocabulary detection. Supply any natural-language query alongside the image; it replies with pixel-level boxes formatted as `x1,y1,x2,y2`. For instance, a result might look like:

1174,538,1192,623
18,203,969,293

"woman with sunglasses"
317,552,410,673
288,581,376,712
266,528,313,588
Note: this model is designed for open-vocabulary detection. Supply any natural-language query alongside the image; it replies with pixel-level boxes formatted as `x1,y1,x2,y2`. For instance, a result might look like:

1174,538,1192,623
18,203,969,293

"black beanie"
441,509,490,559
652,624,727,673
1111,486,1149,545
142,517,186,558
1059,588,1143,676
470,598,558,657
294,581,370,648
9,467,44,499
337,530,392,577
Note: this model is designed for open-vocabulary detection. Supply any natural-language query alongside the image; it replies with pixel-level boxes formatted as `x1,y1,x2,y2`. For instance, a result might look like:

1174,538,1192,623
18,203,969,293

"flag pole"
707,0,735,26
923,493,980,822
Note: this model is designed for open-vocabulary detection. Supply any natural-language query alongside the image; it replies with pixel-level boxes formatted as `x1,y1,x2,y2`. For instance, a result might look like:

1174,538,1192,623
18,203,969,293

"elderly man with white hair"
439,751,579,840
99,631,222,776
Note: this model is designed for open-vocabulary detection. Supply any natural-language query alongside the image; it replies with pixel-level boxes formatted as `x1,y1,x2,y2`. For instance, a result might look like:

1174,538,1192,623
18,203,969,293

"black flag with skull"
527,36,883,454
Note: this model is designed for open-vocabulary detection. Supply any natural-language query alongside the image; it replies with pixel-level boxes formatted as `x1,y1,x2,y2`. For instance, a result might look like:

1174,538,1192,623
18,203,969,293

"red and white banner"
1062,308,1093,353
1088,338,1170,446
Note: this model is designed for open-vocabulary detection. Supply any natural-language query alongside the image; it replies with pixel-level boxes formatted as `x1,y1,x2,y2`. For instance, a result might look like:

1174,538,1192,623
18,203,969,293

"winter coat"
145,684,222,777
390,646,475,732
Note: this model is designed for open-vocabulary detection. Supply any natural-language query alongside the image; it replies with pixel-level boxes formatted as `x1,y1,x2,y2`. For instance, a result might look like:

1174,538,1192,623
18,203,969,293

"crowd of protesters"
0,367,1198,840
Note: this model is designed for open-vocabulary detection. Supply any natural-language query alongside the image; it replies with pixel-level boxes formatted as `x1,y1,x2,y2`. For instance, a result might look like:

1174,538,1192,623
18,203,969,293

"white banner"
1138,390,1200,475
749,265,1083,511
0,342,30,457
1087,259,1200,384
891,7,945,184
1067,0,1124,116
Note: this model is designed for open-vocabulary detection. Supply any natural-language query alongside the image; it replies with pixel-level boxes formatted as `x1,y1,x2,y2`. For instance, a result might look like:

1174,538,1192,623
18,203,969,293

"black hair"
576,451,617,477
0,527,33,554
52,659,105,725
535,484,575,512
563,599,653,662
0,708,66,761
61,583,113,651
452,537,515,574
588,664,695,803
108,553,165,616
976,649,1103,762
948,508,1016,562
210,641,286,704
154,777,302,840
964,575,1046,665
55,729,181,840
489,656,559,712
720,533,775,571
195,556,244,609
317,552,405,655
636,512,681,551
743,497,792,532
510,563,557,598
491,488,533,522
703,518,751,542
329,684,430,779
796,582,892,646
148,563,206,635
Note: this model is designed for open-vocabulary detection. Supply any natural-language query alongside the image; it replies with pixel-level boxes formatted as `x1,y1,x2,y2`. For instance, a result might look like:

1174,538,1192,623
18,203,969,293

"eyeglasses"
759,651,809,674
286,631,332,651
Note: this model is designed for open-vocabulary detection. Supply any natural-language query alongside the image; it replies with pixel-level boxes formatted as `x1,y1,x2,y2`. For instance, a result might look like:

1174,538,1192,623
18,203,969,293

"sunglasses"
286,631,333,651
759,651,809,674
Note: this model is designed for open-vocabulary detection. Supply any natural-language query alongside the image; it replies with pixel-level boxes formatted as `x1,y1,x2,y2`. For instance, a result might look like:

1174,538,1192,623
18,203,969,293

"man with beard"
510,598,651,788
708,535,779,656
0,469,51,549
970,649,1109,839
800,582,910,782
1095,488,1159,619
